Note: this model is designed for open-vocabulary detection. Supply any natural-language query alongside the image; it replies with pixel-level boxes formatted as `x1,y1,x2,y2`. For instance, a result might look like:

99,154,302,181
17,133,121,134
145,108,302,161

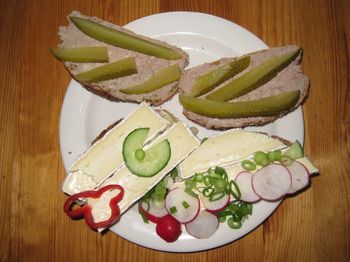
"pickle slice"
188,56,250,97
70,16,182,60
50,46,109,62
205,48,301,101
179,91,300,118
119,64,181,94
75,57,137,83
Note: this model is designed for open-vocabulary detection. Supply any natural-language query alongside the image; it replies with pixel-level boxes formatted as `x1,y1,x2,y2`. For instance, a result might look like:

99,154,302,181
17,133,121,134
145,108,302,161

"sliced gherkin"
50,46,109,62
75,57,137,83
70,16,182,60
188,56,250,97
205,48,302,101
119,64,180,94
179,91,300,118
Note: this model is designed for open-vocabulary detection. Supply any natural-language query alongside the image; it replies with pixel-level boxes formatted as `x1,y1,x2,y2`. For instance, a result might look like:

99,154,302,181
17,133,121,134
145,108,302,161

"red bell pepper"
63,184,124,230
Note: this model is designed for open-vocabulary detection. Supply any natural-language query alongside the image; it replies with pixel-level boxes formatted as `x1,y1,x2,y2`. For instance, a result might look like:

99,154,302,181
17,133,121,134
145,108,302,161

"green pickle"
188,56,250,97
179,90,300,118
75,57,137,83
205,48,302,101
70,16,182,60
50,46,109,62
119,64,180,94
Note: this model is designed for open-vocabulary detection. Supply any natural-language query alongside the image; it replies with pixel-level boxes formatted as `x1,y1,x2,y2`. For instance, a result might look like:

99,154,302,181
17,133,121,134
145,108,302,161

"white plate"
59,12,304,252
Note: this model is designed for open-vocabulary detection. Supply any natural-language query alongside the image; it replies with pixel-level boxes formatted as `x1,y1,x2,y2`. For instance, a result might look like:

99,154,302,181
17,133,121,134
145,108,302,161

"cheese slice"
62,103,170,195
179,130,286,178
97,122,200,214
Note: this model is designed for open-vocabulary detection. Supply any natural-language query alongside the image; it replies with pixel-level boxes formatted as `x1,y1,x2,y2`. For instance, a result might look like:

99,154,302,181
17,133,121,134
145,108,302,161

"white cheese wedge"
179,130,287,179
97,122,200,215
62,103,170,195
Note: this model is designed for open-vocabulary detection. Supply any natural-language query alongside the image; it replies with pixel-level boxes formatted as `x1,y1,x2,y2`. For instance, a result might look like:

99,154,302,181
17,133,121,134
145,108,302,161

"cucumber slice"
123,128,171,177
50,46,109,62
283,140,304,159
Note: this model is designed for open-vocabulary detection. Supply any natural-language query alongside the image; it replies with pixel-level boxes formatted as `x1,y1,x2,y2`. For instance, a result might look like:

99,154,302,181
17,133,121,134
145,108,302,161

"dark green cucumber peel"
179,90,300,118
122,128,171,177
70,16,182,60
75,57,137,83
50,46,109,62
205,47,302,102
188,56,251,97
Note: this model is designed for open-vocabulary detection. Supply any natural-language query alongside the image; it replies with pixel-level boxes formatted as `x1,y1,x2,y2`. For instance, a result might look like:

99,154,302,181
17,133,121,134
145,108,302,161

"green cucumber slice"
123,128,171,177
283,140,304,159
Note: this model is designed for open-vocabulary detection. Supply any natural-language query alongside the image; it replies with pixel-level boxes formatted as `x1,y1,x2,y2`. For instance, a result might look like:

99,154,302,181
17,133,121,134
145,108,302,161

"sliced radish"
200,193,230,213
252,164,292,201
287,161,310,194
235,171,261,203
139,199,168,223
165,187,200,223
185,210,219,239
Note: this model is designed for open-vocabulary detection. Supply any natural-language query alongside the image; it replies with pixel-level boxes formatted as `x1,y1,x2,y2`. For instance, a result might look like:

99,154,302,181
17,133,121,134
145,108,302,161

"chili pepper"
63,184,124,230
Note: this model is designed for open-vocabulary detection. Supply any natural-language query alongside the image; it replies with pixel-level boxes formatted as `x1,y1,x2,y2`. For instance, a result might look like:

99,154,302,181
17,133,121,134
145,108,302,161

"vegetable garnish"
63,184,124,230
170,206,177,214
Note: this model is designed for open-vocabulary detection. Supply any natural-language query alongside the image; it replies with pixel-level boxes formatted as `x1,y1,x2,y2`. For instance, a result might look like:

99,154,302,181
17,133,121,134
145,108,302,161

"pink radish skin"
200,193,230,213
185,210,219,239
286,161,310,194
235,171,261,203
139,199,168,224
165,187,200,224
252,164,292,201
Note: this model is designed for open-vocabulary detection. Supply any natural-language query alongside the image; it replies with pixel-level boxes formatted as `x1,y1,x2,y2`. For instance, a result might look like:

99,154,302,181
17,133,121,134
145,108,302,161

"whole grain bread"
179,45,309,129
57,11,189,106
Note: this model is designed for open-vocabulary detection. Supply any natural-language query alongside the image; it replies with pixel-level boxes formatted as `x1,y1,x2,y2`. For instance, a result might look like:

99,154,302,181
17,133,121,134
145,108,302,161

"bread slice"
57,11,189,106
179,45,309,129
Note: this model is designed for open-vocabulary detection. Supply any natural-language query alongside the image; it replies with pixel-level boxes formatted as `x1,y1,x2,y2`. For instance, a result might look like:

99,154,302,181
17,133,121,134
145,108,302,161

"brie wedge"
62,103,170,195
179,129,318,179
96,122,200,214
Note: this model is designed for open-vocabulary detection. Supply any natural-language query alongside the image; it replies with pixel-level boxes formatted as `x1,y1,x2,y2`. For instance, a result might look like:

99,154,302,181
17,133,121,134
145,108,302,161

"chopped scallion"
182,201,190,209
241,159,256,171
170,206,177,214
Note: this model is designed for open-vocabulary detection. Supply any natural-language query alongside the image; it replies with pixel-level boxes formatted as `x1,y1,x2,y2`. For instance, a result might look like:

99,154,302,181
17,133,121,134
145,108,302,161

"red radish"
286,161,310,194
165,187,200,223
156,215,182,242
200,193,230,213
235,171,261,203
252,164,292,201
185,210,219,239
139,199,168,223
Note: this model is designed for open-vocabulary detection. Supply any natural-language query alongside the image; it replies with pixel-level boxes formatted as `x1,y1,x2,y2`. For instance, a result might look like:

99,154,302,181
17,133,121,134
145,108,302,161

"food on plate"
179,90,300,118
187,56,251,97
156,215,182,242
122,127,171,177
74,57,137,83
52,11,189,105
178,45,309,129
62,103,171,195
63,184,124,230
50,46,109,62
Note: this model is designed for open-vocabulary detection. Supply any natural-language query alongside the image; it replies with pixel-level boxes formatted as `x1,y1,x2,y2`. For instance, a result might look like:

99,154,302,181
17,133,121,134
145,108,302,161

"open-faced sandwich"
179,45,309,129
51,11,188,105
62,103,318,242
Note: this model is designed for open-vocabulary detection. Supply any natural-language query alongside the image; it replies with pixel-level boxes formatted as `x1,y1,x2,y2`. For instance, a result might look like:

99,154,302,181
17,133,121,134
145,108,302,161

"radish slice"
200,193,230,213
235,171,261,203
139,199,168,223
165,187,200,223
252,164,292,201
287,161,310,194
185,210,219,239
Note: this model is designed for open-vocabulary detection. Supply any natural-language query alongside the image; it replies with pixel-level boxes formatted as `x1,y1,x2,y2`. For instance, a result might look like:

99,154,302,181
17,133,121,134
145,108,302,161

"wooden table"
1,0,349,261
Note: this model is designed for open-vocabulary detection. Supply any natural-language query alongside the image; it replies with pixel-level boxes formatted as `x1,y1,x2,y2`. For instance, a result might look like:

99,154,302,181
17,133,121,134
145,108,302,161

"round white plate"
59,12,304,252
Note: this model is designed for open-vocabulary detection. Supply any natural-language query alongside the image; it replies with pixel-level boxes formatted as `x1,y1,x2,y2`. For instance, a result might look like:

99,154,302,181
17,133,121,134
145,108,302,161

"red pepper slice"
63,184,124,230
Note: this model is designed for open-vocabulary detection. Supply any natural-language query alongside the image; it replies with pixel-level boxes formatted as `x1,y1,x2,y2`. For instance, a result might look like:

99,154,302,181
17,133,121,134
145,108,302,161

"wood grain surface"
0,0,349,261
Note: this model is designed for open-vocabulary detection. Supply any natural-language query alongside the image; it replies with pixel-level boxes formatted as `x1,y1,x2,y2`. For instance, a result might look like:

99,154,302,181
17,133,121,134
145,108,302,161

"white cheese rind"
98,122,200,214
62,103,170,195
179,130,286,179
